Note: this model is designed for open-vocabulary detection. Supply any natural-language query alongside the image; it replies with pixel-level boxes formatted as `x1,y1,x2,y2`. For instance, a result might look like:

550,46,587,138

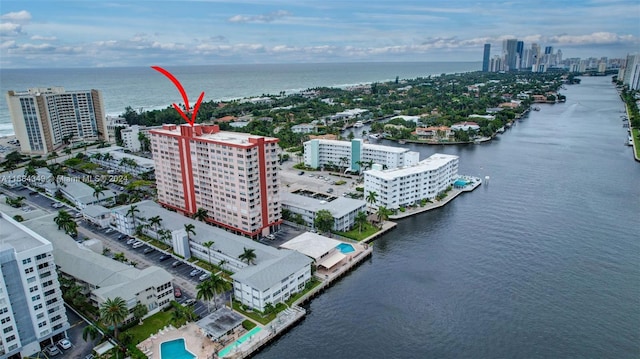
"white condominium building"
0,212,69,358
304,139,419,172
364,153,459,210
6,87,108,155
150,124,282,239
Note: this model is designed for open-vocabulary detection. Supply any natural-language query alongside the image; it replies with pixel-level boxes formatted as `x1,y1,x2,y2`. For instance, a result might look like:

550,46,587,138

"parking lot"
278,160,360,197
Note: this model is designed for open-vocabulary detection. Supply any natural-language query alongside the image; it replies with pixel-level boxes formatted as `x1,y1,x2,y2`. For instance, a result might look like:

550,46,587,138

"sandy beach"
0,135,19,160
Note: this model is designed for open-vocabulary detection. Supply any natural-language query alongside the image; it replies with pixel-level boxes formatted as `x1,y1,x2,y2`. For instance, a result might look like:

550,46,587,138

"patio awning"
93,341,116,355
318,251,346,269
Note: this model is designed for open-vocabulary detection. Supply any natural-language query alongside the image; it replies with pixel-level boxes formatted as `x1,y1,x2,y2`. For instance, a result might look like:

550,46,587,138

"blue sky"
1,0,639,68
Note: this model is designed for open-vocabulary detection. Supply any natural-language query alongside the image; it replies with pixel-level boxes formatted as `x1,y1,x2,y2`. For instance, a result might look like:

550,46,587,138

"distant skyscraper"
545,46,553,55
531,43,541,69
482,44,491,72
516,41,524,69
502,39,518,71
6,87,108,155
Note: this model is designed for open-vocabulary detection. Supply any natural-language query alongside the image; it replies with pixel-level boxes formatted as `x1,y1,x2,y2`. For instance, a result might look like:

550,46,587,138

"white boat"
369,133,381,140
353,121,364,128
496,127,505,133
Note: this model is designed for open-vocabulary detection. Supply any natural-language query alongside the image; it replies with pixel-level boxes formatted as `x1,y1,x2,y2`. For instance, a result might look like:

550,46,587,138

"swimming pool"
160,338,196,359
218,327,262,358
336,243,355,254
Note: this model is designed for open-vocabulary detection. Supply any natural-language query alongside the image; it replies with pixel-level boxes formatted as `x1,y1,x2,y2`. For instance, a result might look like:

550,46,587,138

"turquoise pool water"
336,243,355,254
160,338,195,359
218,327,262,358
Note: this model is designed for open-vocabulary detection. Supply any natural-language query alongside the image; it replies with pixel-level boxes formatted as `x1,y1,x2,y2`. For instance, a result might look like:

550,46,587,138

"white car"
57,338,72,350
45,344,61,355
132,241,144,248
199,272,211,281
267,234,276,240
126,238,137,245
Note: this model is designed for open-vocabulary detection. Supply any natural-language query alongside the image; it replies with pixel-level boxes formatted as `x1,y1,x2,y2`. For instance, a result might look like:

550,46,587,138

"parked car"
184,298,196,306
159,254,171,261
298,171,304,175
45,345,61,356
126,238,137,245
117,234,126,240
199,273,211,281
143,247,154,254
189,269,202,277
132,241,144,249
267,234,276,240
174,287,182,298
327,188,334,193
172,260,183,268
57,338,72,350
105,228,113,234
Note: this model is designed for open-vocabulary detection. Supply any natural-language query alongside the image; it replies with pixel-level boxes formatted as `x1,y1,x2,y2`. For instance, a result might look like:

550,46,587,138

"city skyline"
1,0,639,69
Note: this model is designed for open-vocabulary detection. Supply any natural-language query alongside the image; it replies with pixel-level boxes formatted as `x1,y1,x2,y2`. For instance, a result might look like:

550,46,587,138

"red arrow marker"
151,66,205,126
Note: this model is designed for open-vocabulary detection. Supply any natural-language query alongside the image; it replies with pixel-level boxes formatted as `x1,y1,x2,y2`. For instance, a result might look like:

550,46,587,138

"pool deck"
137,323,219,359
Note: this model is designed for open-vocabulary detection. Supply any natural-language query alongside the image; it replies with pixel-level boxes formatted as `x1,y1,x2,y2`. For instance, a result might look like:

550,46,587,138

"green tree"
238,247,257,265
193,207,208,222
375,206,392,227
203,241,215,266
148,215,163,240
207,274,231,310
366,191,378,209
354,211,368,233
126,204,140,230
184,223,196,241
82,324,102,343
93,185,106,203
99,297,128,341
196,279,215,312
314,209,335,233
132,303,148,324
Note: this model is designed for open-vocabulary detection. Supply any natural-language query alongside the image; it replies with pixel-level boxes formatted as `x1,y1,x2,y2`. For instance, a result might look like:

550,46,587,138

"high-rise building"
482,44,491,72
149,124,282,238
516,41,524,69
6,87,108,155
622,54,640,90
0,212,69,358
544,46,553,55
502,39,518,71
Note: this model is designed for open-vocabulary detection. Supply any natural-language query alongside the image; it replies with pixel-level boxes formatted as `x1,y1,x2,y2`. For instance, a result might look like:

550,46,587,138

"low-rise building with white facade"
364,153,459,210
281,191,366,232
119,125,162,152
82,205,111,228
232,250,312,312
304,138,419,172
16,211,174,322
291,123,316,134
0,212,70,358
280,232,347,271
0,167,51,189
86,146,155,176
451,122,480,131
111,200,312,311
58,177,116,209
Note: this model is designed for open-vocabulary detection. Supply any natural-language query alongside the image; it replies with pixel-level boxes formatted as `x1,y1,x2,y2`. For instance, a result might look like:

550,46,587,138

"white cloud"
228,10,291,23
0,22,24,36
1,10,32,23
31,35,57,41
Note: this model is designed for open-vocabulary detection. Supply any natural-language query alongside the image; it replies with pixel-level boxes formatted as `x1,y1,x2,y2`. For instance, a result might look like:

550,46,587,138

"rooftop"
280,232,341,260
281,192,366,219
0,211,51,254
151,124,278,146
366,153,458,180
231,250,312,291
196,307,244,340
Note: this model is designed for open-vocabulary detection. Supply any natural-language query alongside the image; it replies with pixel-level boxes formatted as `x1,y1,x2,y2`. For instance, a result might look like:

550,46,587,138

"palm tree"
218,259,228,270
366,191,378,211
148,215,162,239
355,211,368,233
208,274,231,310
93,185,106,203
54,209,76,235
47,163,65,187
339,156,349,172
99,297,128,341
23,165,37,184
132,303,148,324
102,152,113,162
181,305,198,322
193,208,208,222
184,223,196,241
202,241,215,266
170,305,186,325
238,247,257,265
82,324,102,343
196,279,215,312
376,206,391,227
126,205,139,231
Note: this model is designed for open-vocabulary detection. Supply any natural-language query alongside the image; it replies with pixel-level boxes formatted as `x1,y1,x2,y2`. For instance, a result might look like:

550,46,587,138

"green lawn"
125,310,173,344
232,302,276,325
285,278,322,306
334,223,380,241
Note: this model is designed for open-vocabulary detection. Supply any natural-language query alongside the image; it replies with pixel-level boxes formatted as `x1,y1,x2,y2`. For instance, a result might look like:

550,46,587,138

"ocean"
0,62,480,137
